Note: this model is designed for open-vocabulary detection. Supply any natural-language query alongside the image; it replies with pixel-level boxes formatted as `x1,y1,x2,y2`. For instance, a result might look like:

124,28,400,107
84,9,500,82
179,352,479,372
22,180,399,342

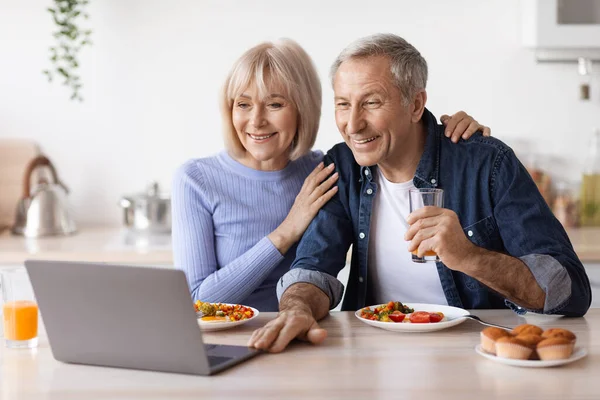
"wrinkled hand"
247,309,327,353
281,162,338,241
405,206,476,270
440,111,491,143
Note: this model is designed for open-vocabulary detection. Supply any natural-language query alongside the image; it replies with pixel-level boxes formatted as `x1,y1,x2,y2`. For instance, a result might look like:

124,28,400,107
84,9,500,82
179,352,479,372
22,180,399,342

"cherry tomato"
388,311,406,323
428,312,444,323
409,311,431,323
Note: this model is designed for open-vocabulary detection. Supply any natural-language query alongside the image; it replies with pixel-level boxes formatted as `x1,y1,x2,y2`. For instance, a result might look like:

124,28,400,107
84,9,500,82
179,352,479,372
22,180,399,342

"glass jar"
553,182,578,228
580,129,600,226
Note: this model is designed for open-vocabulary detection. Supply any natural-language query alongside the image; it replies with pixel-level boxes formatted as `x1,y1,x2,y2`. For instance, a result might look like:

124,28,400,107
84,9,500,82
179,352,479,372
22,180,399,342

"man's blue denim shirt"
277,109,591,317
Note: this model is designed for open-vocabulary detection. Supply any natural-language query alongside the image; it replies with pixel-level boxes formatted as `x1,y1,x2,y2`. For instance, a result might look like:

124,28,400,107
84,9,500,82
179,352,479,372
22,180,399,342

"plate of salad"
355,301,470,332
195,301,259,332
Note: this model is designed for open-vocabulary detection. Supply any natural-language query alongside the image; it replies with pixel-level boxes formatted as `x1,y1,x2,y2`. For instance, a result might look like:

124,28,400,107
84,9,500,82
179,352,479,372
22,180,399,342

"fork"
462,314,512,331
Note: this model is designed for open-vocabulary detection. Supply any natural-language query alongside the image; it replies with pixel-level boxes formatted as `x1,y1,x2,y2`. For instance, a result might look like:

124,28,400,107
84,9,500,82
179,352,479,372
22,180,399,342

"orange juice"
2,300,38,341
411,250,437,257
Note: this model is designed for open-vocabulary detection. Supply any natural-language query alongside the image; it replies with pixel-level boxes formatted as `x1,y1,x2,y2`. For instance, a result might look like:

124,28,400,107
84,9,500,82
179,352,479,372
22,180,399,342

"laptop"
24,260,261,375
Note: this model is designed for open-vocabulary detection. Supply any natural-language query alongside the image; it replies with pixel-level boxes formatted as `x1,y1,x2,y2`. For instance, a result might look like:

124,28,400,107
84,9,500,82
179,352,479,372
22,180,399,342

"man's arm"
488,147,591,315
248,150,354,352
452,244,546,310
406,207,546,310
247,283,330,353
279,283,330,321
277,151,354,310
407,146,591,315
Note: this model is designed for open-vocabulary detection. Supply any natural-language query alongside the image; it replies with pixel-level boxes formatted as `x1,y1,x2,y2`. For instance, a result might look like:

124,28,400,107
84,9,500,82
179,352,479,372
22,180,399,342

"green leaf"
53,15,66,26
46,0,91,102
42,70,53,82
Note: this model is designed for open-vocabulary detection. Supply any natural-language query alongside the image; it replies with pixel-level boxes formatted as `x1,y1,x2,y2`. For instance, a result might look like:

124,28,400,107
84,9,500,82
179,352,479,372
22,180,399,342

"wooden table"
1,310,599,400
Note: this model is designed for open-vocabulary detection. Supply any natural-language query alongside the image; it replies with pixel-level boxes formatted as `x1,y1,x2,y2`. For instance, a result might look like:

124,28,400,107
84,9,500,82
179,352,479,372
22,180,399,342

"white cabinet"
523,0,600,49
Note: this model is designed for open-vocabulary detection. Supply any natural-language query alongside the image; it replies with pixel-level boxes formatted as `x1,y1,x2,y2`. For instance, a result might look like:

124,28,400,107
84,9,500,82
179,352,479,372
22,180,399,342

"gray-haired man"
248,33,590,353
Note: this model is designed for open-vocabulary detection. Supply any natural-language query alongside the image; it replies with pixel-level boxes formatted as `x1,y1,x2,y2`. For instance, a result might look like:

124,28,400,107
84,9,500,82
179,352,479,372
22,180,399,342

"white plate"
355,303,470,332
197,305,259,332
475,345,587,367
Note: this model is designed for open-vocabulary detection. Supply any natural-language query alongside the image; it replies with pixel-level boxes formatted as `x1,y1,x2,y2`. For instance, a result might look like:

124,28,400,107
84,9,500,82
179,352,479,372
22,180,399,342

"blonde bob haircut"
221,39,322,161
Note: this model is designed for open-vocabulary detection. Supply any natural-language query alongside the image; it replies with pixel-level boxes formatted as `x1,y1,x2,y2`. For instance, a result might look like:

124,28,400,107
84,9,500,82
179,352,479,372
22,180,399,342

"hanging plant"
43,0,93,101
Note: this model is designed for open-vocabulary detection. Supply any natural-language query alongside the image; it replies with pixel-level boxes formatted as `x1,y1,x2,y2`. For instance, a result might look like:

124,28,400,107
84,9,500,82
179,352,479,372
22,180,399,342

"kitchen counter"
565,227,600,263
0,227,172,265
1,310,598,399
1,226,600,265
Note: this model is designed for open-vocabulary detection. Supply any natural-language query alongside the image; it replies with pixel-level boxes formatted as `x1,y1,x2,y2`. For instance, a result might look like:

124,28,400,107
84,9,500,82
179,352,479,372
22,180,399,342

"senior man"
248,33,591,353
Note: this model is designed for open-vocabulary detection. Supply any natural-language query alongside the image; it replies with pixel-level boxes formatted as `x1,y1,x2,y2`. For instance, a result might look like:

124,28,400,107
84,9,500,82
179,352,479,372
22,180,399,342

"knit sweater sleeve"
171,161,285,304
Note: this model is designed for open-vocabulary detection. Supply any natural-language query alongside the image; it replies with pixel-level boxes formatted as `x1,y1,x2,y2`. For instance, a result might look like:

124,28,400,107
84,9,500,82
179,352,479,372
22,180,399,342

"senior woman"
172,39,490,311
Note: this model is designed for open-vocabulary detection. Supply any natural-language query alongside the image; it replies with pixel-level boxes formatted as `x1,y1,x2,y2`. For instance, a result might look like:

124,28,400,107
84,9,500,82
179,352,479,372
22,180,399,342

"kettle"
12,155,77,237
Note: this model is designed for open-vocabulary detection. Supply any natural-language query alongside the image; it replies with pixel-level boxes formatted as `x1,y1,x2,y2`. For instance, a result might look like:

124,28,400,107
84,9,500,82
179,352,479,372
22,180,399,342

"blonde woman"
172,39,489,311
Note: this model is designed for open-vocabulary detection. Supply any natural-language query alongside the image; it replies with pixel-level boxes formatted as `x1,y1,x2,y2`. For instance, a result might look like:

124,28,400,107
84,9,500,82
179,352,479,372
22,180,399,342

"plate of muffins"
475,323,587,367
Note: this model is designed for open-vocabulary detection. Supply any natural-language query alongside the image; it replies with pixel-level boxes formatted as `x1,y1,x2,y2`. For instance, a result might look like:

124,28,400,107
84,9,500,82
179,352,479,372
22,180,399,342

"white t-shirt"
367,169,448,305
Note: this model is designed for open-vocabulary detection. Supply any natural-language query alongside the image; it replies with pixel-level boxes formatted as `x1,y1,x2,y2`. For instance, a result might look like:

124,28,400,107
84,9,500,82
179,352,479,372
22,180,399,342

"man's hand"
248,282,330,353
247,308,327,353
405,206,475,270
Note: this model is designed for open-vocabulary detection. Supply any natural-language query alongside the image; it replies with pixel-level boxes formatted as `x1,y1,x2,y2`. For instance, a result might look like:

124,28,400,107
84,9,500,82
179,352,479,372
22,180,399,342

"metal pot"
119,182,171,233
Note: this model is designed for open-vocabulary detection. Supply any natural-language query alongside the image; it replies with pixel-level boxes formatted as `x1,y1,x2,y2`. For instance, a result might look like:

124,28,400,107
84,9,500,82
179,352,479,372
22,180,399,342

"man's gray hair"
330,33,428,105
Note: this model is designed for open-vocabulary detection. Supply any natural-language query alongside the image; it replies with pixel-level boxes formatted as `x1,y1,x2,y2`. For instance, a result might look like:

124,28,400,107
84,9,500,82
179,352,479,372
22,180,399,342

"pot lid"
123,181,170,202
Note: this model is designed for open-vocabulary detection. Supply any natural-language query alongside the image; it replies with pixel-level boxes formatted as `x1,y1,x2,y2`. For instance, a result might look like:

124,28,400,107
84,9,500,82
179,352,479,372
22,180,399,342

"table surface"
1,310,599,400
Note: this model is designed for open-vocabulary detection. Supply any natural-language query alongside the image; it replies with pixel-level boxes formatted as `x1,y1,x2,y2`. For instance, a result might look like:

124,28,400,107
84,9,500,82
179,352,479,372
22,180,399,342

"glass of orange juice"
408,188,444,263
1,268,38,349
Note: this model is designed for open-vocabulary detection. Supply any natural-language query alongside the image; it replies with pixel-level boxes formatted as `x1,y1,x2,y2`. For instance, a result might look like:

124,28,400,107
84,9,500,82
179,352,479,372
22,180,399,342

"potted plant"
43,0,93,101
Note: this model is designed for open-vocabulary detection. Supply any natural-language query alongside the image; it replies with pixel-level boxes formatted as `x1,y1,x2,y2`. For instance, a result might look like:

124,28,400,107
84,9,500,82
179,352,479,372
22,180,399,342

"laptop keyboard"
208,355,232,366
205,345,233,366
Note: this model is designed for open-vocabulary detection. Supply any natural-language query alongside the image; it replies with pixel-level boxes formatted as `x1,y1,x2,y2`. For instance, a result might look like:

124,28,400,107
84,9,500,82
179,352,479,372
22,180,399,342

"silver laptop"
25,260,260,375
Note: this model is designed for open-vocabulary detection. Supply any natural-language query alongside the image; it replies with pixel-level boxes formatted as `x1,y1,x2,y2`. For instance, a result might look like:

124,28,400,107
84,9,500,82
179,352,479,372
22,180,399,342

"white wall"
1,0,599,226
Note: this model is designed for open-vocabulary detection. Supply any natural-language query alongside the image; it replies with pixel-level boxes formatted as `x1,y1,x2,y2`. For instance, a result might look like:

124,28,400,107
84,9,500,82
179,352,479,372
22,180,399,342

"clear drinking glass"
1,268,39,349
409,188,444,263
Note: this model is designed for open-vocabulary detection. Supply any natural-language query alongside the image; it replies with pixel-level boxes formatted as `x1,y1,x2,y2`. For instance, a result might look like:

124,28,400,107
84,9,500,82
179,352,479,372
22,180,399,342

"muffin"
515,334,544,359
480,327,511,355
511,324,543,336
541,328,577,343
495,336,533,360
537,337,574,360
